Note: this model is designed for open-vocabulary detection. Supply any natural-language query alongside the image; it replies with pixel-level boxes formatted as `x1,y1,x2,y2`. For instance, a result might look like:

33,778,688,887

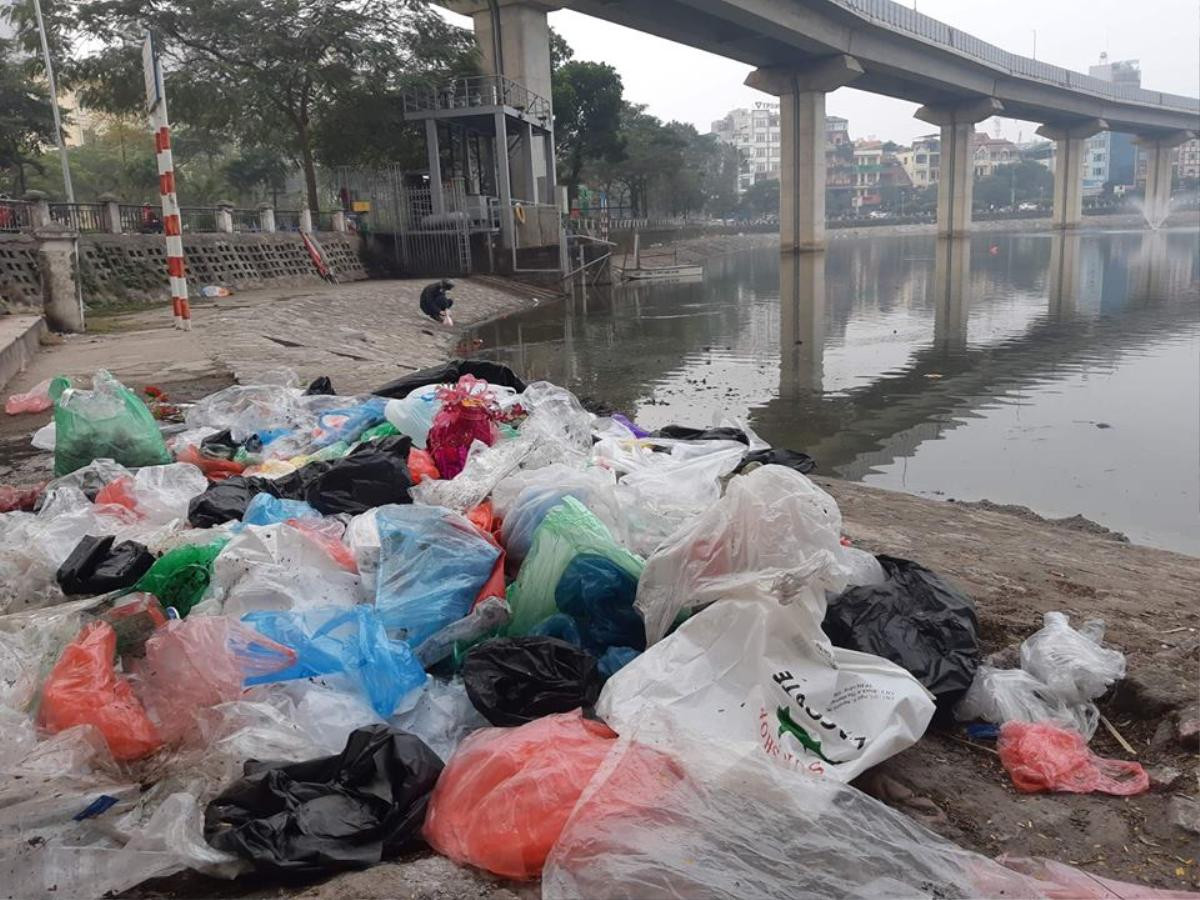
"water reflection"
470,228,1200,554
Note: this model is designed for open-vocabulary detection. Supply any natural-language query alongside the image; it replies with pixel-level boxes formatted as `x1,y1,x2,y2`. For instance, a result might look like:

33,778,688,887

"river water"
469,228,1200,556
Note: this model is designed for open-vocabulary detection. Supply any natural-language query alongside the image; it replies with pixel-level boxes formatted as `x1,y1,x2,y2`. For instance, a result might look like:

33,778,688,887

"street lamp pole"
31,0,74,203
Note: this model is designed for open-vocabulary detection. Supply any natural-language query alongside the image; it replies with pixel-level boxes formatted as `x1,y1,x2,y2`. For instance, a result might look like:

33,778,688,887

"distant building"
1085,54,1141,193
898,134,940,188
973,134,1019,178
1174,137,1200,181
710,103,854,195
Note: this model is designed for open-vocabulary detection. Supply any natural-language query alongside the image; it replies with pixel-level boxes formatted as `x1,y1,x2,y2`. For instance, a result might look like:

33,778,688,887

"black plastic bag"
372,359,526,398
56,534,155,595
652,424,749,445
735,447,816,475
822,555,980,709
304,375,335,396
204,725,443,875
187,475,282,527
300,435,413,516
461,636,602,726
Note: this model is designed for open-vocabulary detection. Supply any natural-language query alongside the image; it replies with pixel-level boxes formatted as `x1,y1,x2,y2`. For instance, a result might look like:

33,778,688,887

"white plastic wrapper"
838,545,887,587
954,665,1099,739
1019,612,1125,704
635,465,847,644
391,677,489,762
600,570,934,783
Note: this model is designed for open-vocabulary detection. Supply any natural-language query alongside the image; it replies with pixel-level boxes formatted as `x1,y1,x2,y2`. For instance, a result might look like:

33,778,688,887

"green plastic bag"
358,422,399,443
51,371,172,477
505,496,644,636
133,539,228,616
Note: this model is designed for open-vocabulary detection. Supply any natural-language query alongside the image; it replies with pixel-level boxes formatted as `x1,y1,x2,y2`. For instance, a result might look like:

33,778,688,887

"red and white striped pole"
142,32,190,330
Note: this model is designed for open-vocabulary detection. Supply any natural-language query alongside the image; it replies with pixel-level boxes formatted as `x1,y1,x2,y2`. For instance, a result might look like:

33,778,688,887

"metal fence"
49,202,106,233
275,209,302,231
178,207,218,233
402,74,552,126
0,200,33,233
230,208,260,232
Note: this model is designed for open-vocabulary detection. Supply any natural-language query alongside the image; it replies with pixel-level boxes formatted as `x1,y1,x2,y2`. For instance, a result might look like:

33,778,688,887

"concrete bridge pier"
915,98,1003,239
1036,119,1107,229
778,249,826,398
1135,131,1194,228
745,55,864,253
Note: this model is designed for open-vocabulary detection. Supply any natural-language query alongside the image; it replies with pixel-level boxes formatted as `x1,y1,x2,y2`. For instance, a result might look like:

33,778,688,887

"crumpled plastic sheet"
204,522,364,617
0,596,104,711
392,677,489,762
1019,612,1126,704
954,664,1099,739
634,465,848,645
542,715,1159,900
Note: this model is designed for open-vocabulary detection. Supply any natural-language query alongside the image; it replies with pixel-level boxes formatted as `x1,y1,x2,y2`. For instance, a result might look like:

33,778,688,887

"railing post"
22,190,51,228
33,222,84,332
97,192,122,233
216,201,235,234
257,202,276,233
331,210,347,233
299,208,313,233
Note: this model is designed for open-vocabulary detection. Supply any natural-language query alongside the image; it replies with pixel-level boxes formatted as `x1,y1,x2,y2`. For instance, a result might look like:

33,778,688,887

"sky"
438,0,1200,145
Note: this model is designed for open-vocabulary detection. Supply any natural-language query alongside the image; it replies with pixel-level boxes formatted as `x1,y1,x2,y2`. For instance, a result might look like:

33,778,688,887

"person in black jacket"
419,280,455,325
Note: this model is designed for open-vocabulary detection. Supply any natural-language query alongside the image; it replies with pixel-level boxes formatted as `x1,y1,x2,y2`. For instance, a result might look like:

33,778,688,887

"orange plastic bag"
95,476,139,513
407,447,440,484
997,720,1148,795
423,710,616,879
175,444,245,481
37,621,163,761
469,504,506,608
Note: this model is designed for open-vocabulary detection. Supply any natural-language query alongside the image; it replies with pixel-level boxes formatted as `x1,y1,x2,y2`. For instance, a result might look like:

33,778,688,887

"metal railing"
0,200,33,233
119,204,154,233
230,208,259,232
274,209,302,231
402,74,553,125
49,202,106,233
178,207,218,233
837,0,1200,114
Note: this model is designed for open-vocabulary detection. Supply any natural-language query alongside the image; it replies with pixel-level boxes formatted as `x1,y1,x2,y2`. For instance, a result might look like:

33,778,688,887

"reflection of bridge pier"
1048,232,1083,318
1128,231,1171,302
932,238,971,351
779,250,826,398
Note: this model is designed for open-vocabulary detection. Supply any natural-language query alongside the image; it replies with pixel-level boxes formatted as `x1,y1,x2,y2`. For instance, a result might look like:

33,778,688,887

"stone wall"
1,231,368,312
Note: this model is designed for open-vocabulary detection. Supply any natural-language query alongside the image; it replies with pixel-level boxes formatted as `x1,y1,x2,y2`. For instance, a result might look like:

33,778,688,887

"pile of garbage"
0,361,1161,898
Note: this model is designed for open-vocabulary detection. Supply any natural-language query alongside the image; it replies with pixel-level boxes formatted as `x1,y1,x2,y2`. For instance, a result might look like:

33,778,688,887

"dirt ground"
1,278,1197,897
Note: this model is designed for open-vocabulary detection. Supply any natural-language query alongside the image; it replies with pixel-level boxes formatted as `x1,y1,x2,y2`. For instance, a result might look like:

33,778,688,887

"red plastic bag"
37,621,163,761
423,710,616,879
0,481,45,512
5,379,53,415
289,517,359,573
131,616,296,743
175,444,245,481
408,448,440,483
95,475,139,513
997,721,1148,795
427,376,500,479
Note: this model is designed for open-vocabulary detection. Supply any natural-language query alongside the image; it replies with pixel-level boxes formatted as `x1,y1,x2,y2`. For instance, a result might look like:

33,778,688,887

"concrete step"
0,315,47,395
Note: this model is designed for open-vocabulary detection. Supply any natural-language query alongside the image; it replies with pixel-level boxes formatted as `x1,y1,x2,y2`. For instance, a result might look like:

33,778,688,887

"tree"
973,160,1053,209
738,177,779,218
552,60,624,202
0,37,56,195
60,0,476,211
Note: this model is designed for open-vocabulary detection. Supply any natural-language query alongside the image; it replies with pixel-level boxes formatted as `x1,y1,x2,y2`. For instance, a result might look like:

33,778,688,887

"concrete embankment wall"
0,231,368,311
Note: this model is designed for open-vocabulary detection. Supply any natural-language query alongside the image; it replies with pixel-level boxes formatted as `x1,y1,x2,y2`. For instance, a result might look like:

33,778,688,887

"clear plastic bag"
391,676,489,762
635,465,847,645
123,463,209,526
4,378,53,415
1019,611,1125,704
414,596,511,668
0,596,103,711
838,544,887,587
51,371,172,476
384,386,441,449
954,664,1099,739
374,505,501,647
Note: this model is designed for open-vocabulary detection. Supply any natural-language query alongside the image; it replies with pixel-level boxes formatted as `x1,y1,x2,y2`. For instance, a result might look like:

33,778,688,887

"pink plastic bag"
131,616,297,743
427,376,500,479
5,379,53,415
997,721,1148,796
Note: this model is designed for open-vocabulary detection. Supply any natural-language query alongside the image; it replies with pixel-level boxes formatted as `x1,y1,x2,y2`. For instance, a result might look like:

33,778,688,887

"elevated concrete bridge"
442,0,1199,250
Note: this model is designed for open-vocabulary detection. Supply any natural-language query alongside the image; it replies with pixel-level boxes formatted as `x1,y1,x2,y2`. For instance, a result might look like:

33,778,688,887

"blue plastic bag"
375,505,500,647
242,492,321,526
241,606,426,717
311,397,388,449
555,554,646,654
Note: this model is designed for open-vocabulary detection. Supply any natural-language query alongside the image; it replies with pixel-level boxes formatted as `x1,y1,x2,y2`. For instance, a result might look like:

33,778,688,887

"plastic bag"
496,464,626,565
733,446,816,475
205,724,443,874
997,720,1148,795
241,492,320,526
242,605,427,717
372,359,527,398
461,636,603,726
1019,611,1125,704
0,595,104,711
5,378,53,415
410,432,537,512
423,710,616,880
635,465,847,646
505,496,644,639
954,665,1099,739
130,616,296,744
427,377,501,478
345,508,382,593
599,572,934,783
207,523,361,617
133,539,228,616
822,555,980,709
51,371,172,476
414,596,512,668
384,386,441,449
175,444,246,481
0,482,44,513
374,505,500,647
56,534,155,595
837,544,886,587
36,621,162,761
408,447,440,482
309,396,387,449
392,677,489,762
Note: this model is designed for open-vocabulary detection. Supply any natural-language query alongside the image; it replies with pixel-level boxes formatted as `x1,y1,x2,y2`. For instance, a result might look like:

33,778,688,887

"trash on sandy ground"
0,362,1183,898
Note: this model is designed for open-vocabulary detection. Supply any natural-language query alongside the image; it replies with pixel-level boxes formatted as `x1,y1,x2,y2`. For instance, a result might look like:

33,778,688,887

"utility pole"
31,0,74,203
